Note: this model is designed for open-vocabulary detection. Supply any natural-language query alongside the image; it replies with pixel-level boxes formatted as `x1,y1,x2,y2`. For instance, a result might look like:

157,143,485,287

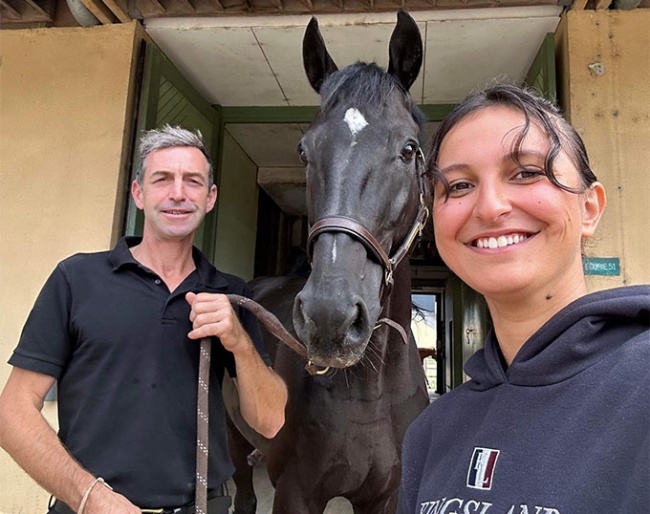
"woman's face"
432,106,604,301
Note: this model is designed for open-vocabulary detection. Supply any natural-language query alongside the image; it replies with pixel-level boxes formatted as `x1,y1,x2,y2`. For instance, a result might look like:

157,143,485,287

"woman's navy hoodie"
398,285,649,514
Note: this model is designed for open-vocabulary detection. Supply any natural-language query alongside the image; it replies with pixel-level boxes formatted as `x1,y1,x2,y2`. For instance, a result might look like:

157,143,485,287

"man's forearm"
0,372,95,510
233,342,287,439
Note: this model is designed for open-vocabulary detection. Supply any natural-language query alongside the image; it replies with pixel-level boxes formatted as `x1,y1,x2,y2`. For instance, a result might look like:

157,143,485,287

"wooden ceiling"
2,0,646,28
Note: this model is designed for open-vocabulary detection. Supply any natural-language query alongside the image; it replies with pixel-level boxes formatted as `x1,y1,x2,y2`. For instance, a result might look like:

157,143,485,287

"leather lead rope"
195,338,211,514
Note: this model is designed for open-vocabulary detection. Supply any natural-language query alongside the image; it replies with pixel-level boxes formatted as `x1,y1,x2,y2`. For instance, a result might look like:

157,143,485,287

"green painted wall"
213,132,259,281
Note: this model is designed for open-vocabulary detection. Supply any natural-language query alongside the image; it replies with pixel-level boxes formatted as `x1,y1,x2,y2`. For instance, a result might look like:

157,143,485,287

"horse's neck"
381,259,417,366
384,260,414,333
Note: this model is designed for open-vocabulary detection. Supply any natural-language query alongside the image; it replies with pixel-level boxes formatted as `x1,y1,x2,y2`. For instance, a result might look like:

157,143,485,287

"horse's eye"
297,144,308,166
400,143,416,162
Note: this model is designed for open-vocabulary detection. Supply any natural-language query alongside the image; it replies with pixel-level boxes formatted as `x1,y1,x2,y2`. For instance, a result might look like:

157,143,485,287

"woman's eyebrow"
507,149,547,162
437,163,469,175
437,149,547,175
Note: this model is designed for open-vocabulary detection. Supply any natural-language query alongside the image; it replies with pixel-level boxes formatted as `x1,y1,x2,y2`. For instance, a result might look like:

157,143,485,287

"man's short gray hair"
136,124,214,187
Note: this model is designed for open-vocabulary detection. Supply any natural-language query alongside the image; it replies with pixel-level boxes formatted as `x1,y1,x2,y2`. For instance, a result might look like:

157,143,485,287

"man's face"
132,146,217,243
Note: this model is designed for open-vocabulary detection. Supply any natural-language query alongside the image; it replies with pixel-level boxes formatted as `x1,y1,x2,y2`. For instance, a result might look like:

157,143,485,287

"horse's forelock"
319,62,425,142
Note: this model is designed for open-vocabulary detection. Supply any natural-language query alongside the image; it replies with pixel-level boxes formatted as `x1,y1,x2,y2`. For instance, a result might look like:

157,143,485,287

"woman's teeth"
475,234,528,249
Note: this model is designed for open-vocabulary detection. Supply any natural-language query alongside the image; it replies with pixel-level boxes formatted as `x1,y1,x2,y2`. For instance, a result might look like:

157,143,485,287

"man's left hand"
186,292,249,353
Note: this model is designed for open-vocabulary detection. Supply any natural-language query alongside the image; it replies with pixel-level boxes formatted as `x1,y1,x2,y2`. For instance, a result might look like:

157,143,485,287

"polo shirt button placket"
154,279,162,285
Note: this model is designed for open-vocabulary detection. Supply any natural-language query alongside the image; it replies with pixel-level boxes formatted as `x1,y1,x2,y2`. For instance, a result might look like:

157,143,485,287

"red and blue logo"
467,447,500,490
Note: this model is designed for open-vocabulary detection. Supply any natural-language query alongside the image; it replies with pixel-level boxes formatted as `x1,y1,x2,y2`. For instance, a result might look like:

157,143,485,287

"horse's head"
293,11,428,368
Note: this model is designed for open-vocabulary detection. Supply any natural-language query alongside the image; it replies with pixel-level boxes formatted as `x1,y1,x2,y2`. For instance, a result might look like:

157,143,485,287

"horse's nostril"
347,299,368,345
293,295,305,328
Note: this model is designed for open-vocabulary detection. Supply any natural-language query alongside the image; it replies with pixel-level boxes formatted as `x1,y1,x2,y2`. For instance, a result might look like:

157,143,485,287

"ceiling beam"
0,0,21,18
22,0,50,16
136,0,166,15
77,0,116,23
100,0,130,21
171,0,195,13
0,0,54,21
198,0,224,11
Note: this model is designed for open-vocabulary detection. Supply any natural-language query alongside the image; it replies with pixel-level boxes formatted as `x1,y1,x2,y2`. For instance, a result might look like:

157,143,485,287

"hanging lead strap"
195,337,211,514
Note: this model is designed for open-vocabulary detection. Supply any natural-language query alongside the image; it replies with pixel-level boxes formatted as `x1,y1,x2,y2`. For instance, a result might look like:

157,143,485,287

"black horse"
225,11,430,514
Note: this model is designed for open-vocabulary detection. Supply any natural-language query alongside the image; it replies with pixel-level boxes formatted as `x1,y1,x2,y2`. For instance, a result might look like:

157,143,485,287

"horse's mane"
319,62,426,144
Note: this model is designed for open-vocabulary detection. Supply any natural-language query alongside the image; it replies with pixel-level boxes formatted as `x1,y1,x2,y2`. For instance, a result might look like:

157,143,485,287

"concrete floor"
226,462,353,514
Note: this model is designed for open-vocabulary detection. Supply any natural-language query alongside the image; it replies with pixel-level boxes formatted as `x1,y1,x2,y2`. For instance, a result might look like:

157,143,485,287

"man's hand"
186,292,250,353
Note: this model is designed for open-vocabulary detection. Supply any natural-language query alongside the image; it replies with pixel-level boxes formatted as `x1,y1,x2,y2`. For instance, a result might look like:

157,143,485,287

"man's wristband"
78,477,112,514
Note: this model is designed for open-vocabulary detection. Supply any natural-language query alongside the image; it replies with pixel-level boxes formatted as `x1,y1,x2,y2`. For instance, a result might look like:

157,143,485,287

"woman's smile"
472,232,532,249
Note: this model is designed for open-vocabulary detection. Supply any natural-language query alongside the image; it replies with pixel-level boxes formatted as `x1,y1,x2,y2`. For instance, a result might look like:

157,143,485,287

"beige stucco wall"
0,22,141,513
556,9,650,290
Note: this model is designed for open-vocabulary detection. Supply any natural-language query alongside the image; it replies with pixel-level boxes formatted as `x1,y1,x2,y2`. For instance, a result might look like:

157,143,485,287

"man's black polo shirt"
9,237,269,508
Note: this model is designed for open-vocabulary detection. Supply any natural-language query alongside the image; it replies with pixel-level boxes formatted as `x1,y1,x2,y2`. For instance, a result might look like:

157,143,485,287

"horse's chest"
280,385,400,465
270,404,400,493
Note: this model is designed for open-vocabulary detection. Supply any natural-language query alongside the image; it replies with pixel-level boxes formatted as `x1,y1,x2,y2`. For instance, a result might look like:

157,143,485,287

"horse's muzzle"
293,288,372,368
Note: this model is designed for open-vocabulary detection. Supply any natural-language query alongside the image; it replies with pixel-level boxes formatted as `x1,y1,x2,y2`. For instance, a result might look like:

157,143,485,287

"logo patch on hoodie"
467,447,500,490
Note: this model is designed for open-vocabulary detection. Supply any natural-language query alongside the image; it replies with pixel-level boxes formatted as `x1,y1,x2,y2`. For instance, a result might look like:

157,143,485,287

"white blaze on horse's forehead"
344,108,368,136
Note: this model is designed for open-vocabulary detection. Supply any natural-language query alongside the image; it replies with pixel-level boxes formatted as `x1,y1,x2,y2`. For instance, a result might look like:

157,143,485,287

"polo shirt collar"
109,236,230,290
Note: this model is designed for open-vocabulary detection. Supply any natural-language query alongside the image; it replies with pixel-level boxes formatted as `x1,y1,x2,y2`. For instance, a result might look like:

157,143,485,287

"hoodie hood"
466,285,650,390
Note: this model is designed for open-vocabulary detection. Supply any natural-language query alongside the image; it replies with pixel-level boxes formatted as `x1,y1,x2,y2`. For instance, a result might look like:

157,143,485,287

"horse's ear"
303,17,339,93
387,10,423,92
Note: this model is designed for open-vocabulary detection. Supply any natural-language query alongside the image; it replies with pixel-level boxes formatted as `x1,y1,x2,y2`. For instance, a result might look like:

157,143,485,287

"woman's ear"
581,182,606,237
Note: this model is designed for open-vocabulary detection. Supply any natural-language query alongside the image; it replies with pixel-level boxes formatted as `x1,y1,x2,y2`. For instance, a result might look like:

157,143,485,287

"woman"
398,84,648,513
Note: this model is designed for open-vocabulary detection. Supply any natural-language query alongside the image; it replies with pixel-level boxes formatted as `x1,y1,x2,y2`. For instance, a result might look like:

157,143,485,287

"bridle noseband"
306,148,429,305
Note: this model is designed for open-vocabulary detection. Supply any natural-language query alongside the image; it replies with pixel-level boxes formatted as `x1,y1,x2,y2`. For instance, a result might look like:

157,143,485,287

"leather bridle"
306,148,429,305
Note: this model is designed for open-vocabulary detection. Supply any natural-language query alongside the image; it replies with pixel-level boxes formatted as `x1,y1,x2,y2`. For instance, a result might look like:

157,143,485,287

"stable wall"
556,9,650,290
213,131,259,281
0,22,142,513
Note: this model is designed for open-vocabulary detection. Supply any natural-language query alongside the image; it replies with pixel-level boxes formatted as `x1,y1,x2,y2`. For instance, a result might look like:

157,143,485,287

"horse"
225,10,431,514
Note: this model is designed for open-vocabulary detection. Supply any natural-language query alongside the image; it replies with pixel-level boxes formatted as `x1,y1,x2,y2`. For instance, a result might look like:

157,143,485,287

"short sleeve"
9,264,74,379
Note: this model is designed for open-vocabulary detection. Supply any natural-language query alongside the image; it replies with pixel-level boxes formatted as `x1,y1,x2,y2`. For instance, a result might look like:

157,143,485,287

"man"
0,125,287,514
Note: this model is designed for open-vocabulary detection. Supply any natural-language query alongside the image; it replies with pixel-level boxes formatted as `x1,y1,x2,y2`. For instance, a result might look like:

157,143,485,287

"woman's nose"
473,182,511,222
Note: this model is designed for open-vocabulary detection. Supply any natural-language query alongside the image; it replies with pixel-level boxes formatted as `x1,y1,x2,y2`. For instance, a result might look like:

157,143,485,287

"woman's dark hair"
427,84,598,198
